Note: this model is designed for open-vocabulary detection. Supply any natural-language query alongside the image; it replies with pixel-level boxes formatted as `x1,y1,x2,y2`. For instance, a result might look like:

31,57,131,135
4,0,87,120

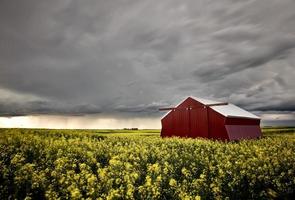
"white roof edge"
211,103,260,119
189,96,224,105
226,115,261,120
160,111,171,120
160,96,189,120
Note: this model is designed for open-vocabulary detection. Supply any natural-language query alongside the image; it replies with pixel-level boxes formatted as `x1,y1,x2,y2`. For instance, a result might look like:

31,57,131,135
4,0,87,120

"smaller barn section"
160,97,262,141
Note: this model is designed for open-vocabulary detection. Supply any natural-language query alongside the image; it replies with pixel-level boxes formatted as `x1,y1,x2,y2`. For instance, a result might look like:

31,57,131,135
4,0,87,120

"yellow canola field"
0,128,294,200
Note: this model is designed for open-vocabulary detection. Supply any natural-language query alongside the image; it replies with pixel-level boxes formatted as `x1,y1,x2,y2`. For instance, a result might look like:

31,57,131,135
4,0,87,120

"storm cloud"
0,0,295,120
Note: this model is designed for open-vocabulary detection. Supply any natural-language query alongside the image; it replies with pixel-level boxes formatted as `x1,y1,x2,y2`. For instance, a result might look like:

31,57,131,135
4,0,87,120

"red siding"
225,117,260,125
189,107,208,138
173,109,190,137
207,108,228,140
161,112,173,137
224,117,262,140
178,97,203,109
160,97,261,141
226,125,262,140
161,97,204,138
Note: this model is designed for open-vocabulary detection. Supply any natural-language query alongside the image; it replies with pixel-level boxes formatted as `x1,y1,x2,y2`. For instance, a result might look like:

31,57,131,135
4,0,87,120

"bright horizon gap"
0,115,162,129
0,114,294,129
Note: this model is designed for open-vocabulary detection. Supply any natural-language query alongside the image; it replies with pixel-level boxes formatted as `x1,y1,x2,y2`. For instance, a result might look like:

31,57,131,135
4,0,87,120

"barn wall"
161,97,206,138
225,118,260,125
178,110,190,137
161,109,188,137
178,98,207,138
225,117,262,140
172,109,189,137
208,108,228,140
189,107,208,138
225,125,262,140
161,113,173,137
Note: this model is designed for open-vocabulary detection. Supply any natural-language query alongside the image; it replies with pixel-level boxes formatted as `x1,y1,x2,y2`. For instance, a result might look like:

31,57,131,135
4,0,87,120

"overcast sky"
0,0,294,127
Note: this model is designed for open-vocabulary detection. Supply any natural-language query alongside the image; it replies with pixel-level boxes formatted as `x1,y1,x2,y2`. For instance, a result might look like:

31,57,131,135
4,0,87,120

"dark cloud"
0,99,102,116
194,37,295,81
0,0,295,118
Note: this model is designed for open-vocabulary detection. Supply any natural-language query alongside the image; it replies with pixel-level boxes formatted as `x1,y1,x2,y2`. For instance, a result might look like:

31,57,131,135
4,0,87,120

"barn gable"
161,97,203,120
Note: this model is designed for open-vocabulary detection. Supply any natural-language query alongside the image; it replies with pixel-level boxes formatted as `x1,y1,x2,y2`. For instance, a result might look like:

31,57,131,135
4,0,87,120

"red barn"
160,97,262,141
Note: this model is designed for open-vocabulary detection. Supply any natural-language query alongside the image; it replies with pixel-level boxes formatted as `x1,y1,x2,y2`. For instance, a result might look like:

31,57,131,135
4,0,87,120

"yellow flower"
195,195,201,200
169,178,177,187
145,175,152,186
70,188,81,199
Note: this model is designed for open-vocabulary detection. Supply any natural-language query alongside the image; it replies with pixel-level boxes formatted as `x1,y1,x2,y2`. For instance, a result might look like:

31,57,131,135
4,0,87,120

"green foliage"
0,128,294,199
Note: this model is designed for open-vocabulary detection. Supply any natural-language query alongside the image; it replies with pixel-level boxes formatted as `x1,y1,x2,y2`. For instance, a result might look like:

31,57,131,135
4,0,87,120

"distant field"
0,127,294,199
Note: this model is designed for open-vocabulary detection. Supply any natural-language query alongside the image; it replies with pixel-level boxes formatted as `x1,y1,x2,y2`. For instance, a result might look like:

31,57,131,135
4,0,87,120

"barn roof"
191,97,260,119
191,96,222,105
161,96,260,120
210,103,260,119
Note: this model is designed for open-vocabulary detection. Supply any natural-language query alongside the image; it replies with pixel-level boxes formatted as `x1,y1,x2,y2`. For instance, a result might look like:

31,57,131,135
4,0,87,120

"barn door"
188,107,208,138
